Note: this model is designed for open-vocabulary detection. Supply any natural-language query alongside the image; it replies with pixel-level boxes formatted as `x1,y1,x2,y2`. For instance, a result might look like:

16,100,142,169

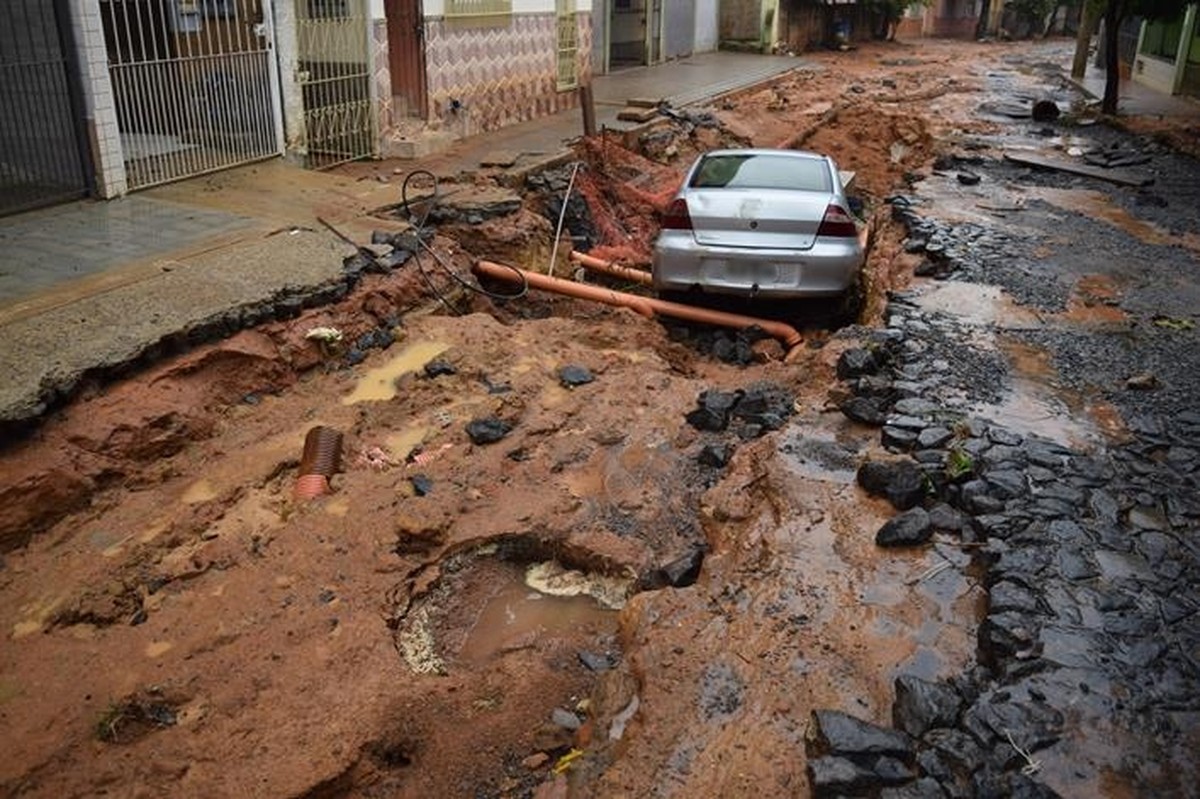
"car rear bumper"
651,232,864,298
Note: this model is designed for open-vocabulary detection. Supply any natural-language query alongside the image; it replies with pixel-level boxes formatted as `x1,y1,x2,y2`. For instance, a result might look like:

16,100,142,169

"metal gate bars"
296,0,375,169
0,0,92,216
556,0,578,91
102,0,283,190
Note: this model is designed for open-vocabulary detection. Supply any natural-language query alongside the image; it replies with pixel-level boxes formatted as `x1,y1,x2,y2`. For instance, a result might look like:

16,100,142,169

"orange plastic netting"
571,134,685,266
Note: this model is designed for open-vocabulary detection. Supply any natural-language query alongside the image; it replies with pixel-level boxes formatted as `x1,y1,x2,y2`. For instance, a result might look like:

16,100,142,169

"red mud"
0,38,1189,799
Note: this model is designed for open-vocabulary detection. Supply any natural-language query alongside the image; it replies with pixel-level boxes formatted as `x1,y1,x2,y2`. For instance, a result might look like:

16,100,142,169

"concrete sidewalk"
1072,69,1200,119
0,50,810,427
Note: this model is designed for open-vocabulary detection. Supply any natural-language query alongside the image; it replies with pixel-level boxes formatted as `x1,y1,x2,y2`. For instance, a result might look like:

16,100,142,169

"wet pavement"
0,197,252,303
794,49,1200,797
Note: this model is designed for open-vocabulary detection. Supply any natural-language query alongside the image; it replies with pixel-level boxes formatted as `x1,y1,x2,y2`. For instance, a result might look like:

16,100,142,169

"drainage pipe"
294,425,343,501
473,261,804,356
476,260,656,317
569,250,653,286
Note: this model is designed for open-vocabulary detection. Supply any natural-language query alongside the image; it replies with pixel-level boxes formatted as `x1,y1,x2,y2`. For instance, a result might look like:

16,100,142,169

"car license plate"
700,260,797,286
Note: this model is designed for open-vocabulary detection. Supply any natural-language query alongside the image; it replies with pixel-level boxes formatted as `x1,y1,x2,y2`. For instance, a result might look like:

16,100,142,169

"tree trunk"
976,0,993,38
1102,2,1122,115
1071,3,1099,79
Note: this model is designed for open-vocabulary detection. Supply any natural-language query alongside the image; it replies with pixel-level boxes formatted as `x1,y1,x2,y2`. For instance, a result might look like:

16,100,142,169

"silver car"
652,148,865,302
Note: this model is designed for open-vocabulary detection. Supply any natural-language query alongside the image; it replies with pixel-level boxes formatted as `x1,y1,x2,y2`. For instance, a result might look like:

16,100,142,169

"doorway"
0,0,92,214
384,0,426,119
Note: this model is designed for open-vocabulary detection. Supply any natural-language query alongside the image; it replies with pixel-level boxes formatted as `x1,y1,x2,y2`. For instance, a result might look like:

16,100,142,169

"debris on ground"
2,38,1199,799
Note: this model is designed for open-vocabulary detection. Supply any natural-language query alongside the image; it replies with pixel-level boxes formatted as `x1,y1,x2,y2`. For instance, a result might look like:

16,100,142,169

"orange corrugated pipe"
473,261,804,359
293,425,343,501
569,251,653,286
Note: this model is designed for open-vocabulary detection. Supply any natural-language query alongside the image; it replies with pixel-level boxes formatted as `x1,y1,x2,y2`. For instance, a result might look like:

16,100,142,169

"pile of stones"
805,299,1200,797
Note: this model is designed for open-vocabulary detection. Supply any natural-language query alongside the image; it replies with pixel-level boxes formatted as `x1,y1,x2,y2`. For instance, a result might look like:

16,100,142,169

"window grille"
445,0,512,20
556,0,577,90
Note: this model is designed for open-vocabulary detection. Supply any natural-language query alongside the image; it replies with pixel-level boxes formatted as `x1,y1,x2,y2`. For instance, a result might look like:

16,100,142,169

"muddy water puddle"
342,340,448,403
909,282,1120,447
778,425,866,484
761,475,983,693
1025,186,1200,255
912,280,1041,328
398,554,627,673
459,576,617,664
973,337,1120,448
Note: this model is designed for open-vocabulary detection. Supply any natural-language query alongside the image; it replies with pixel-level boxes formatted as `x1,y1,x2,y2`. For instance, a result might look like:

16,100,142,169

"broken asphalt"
0,51,804,433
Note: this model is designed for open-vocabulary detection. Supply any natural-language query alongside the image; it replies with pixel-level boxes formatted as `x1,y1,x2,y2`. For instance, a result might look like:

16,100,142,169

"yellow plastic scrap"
1152,315,1195,331
552,748,584,775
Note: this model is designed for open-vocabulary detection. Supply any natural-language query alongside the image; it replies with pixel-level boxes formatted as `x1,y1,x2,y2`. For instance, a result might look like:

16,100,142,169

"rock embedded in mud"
892,397,938,417
1126,372,1160,391
466,417,513,445
685,389,742,432
409,474,433,497
880,777,950,799
837,348,880,380
856,374,897,399
857,460,926,511
551,708,582,731
577,651,614,672
423,359,457,378
558,365,594,388
892,675,964,738
882,426,919,452
807,756,878,795
841,396,887,426
522,752,550,770
875,507,933,547
659,547,705,588
928,503,967,533
963,695,1063,752
917,427,953,450
698,442,733,468
809,709,915,760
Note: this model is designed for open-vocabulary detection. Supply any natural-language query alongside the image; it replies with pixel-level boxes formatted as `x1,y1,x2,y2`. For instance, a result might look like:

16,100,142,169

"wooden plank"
627,97,664,108
1003,151,1153,187
617,106,660,123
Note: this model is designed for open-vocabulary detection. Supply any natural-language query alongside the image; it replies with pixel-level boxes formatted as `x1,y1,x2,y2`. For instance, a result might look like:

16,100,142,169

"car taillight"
817,204,857,238
661,198,693,230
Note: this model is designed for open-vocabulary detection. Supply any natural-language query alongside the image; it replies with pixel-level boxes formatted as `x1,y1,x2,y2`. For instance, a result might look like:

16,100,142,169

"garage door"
0,0,92,216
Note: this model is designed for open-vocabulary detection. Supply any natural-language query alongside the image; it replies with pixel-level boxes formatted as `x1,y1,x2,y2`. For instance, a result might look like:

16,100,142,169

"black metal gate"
0,0,92,216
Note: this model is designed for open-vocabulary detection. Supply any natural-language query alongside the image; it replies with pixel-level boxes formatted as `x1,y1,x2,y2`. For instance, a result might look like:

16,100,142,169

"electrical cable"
399,170,529,310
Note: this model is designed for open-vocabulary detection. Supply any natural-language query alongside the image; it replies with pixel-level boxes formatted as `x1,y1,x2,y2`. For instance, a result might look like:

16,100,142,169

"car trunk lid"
686,189,828,250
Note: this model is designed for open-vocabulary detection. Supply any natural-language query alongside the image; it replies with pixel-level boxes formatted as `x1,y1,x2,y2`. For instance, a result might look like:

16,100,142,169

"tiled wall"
423,12,593,136
70,0,126,197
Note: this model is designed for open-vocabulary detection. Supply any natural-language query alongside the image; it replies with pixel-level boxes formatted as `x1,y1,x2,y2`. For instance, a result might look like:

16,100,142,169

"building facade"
1133,4,1200,98
0,0,605,213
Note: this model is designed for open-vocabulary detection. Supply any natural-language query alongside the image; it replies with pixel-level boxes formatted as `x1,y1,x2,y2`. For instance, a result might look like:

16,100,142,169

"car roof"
697,148,829,161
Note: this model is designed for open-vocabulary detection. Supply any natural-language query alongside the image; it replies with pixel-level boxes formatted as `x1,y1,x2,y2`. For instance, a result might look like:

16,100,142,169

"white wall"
694,0,718,52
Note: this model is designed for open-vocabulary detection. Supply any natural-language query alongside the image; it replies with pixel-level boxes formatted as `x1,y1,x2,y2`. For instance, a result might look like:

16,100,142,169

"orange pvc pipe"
473,261,803,353
476,260,655,317
569,251,653,286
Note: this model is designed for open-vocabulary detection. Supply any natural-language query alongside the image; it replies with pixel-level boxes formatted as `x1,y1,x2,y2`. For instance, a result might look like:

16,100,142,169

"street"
1,38,1198,798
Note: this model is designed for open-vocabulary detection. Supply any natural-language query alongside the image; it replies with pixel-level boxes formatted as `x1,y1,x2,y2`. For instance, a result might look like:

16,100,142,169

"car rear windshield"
689,153,832,192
